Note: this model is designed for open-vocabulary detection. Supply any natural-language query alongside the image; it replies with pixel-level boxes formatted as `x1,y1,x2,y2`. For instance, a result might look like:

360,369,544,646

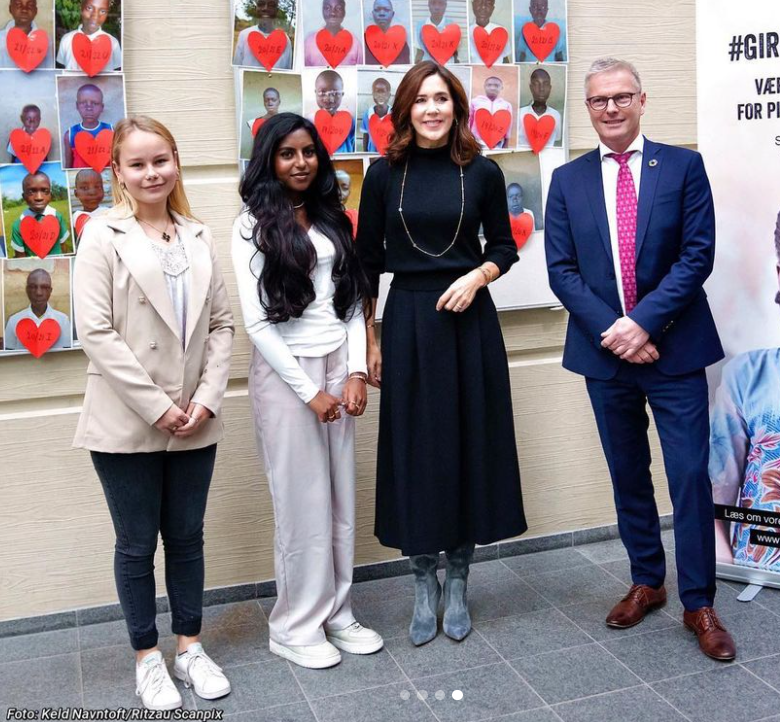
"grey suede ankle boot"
443,543,475,641
409,554,441,646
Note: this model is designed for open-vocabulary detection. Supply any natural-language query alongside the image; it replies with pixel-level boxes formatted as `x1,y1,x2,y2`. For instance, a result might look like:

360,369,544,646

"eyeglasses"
316,90,344,99
585,92,638,111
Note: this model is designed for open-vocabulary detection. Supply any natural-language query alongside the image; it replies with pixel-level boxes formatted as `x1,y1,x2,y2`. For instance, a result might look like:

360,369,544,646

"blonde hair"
109,115,196,220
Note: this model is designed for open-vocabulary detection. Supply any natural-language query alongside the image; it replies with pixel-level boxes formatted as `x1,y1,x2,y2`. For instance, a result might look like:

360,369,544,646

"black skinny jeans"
90,445,216,651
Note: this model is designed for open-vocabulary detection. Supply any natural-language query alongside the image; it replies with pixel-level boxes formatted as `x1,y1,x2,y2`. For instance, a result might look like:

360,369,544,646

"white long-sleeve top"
232,210,367,403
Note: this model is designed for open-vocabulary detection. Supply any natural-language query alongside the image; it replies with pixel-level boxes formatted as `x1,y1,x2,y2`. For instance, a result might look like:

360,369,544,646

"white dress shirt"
599,133,644,313
232,211,367,403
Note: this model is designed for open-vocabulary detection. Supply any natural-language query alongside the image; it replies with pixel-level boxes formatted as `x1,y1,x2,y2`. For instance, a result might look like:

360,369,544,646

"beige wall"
0,0,695,622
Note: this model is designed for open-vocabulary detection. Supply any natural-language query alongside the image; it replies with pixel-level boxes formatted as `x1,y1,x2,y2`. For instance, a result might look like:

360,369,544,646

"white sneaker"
269,639,342,669
326,621,384,655
173,643,231,700
135,651,182,711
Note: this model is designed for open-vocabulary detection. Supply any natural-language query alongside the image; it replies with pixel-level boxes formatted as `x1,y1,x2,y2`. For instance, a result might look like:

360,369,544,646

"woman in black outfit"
356,61,527,646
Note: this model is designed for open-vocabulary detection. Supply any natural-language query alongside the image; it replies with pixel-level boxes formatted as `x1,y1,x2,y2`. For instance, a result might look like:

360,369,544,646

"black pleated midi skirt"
374,276,527,556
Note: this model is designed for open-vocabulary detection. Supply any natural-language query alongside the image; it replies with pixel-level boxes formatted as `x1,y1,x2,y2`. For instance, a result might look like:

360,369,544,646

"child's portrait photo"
333,157,364,236
468,0,512,66
239,70,302,160
468,64,518,150
56,73,125,169
67,167,111,244
518,62,566,151
302,0,364,67
412,0,468,65
232,0,295,70
0,69,60,165
1,162,72,258
493,150,543,231
0,0,55,69
302,66,358,155
357,69,403,154
513,0,567,63
55,0,122,72
3,256,73,352
362,0,412,66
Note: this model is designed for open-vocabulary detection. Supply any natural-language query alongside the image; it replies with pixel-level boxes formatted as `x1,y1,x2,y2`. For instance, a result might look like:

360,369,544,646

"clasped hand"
154,402,210,437
601,317,660,364
308,378,367,423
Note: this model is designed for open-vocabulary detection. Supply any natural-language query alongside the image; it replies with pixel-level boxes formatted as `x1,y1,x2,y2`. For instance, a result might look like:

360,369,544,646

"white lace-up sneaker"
269,639,342,669
325,621,384,654
173,643,231,700
135,651,182,711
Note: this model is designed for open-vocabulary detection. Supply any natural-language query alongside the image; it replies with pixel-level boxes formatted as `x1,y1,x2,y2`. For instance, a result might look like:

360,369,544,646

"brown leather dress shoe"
683,607,736,661
606,584,667,628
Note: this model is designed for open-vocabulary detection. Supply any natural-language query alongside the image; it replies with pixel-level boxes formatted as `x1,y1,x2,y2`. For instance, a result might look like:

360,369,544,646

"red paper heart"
74,129,113,172
522,114,555,154
247,28,288,71
474,108,511,150
20,215,60,258
315,28,354,68
368,113,393,155
251,117,265,137
72,32,112,76
521,21,560,62
15,318,61,358
510,212,534,250
9,128,51,173
472,25,508,67
75,213,91,238
365,24,407,66
345,208,358,238
6,27,48,72
314,109,352,155
420,23,460,65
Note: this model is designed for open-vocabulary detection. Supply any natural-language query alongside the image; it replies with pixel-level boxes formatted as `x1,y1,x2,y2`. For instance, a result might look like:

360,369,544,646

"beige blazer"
73,213,235,453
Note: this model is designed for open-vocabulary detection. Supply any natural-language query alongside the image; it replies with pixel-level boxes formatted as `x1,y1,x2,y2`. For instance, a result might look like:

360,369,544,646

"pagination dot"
452,689,464,701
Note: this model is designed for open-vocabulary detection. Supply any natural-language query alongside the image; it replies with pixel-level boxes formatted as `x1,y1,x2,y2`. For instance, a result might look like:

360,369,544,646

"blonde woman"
73,116,235,709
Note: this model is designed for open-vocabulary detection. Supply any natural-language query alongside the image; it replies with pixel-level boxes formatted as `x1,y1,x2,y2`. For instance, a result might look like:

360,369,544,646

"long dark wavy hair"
385,61,480,167
239,113,366,323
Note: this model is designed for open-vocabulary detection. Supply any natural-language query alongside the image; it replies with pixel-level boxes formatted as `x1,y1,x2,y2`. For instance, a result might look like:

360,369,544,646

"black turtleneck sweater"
355,144,519,297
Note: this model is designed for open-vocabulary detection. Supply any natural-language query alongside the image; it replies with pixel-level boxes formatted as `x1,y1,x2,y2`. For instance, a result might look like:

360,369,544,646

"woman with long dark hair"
356,62,528,645
232,112,383,669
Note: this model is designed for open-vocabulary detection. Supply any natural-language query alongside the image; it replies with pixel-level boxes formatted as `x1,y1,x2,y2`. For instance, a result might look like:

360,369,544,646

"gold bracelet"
477,265,493,285
366,322,376,329
348,372,368,383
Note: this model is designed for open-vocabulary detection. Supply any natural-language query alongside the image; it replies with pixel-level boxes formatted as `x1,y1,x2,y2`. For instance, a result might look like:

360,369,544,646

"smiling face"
9,0,37,30
529,0,547,25
263,88,281,114
274,128,319,197
255,0,278,19
472,0,494,27
372,0,394,30
113,129,179,210
411,73,454,148
20,107,41,134
81,0,110,35
428,0,446,23
529,69,551,104
76,86,105,126
322,0,346,31
372,79,391,106
74,169,105,211
484,76,503,100
586,68,645,153
22,172,51,213
315,72,344,113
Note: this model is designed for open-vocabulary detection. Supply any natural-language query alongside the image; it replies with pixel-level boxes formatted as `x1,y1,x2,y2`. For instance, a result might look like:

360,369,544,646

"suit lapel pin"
649,159,658,167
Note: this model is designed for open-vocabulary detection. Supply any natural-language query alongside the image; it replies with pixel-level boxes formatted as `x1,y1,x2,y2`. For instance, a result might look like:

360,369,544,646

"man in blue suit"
545,57,736,661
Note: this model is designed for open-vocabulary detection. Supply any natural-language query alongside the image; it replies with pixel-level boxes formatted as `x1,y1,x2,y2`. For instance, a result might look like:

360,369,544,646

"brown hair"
109,115,196,220
385,61,480,167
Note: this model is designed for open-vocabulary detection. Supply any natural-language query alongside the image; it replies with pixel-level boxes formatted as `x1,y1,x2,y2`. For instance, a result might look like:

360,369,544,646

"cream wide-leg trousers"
248,342,357,646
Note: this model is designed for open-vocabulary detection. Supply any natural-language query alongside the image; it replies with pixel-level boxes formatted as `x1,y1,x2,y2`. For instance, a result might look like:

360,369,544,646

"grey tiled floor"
4,535,780,722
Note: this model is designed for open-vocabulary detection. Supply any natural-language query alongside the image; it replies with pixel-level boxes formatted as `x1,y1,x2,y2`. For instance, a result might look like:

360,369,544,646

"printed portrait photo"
232,0,296,70
3,256,72,352
493,149,543,231
67,167,111,244
412,0,469,65
468,64,518,150
56,72,125,170
513,0,567,63
302,0,364,67
55,0,122,72
302,66,358,155
0,0,55,69
362,0,412,66
1,161,72,258
357,68,403,154
518,62,566,151
467,0,512,66
0,69,60,165
333,157,365,236
240,71,303,160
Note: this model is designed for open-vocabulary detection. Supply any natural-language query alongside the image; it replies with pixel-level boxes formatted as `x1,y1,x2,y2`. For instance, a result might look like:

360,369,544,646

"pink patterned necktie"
608,151,638,312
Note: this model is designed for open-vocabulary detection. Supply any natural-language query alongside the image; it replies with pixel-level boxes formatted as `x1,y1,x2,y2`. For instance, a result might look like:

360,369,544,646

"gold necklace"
398,158,465,258
138,216,173,242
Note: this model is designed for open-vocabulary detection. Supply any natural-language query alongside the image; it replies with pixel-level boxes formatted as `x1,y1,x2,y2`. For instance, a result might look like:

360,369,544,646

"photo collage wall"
232,0,570,311
0,0,124,357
